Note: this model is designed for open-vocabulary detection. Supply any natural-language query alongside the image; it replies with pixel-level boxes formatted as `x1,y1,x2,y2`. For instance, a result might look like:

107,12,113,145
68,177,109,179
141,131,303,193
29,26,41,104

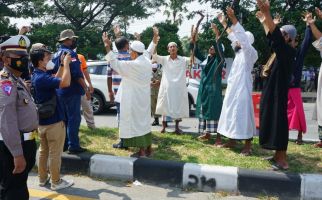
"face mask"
10,56,29,72
46,60,55,70
71,40,78,49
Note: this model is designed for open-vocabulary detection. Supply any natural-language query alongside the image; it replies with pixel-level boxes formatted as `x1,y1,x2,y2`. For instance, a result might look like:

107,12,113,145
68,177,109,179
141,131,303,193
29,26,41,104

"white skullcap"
167,42,177,48
130,40,145,53
152,63,158,69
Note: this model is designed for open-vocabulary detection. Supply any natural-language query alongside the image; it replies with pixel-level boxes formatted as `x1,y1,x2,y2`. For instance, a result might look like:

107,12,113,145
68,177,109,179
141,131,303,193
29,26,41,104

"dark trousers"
60,95,82,150
0,140,36,200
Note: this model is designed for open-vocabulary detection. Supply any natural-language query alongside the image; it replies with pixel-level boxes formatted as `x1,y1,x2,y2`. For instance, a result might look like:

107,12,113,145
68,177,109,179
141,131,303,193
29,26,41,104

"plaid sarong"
198,119,218,134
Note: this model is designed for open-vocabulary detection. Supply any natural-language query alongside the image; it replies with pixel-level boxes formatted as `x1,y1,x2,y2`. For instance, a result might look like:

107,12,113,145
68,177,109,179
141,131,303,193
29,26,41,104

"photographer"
30,43,74,190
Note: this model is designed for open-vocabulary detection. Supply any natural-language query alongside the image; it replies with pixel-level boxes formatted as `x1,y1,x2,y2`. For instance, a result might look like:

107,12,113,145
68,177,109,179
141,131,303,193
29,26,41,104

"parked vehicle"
87,61,114,114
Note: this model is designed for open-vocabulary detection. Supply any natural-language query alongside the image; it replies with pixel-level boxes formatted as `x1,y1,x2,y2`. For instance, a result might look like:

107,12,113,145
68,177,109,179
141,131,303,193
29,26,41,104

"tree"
196,0,322,66
0,0,45,18
45,0,164,31
140,22,183,56
28,22,105,60
163,0,194,25
0,0,46,36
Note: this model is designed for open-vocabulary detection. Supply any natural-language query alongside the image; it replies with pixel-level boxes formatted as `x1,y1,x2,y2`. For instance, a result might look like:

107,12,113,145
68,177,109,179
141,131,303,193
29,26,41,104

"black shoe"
68,147,87,154
112,141,128,150
151,120,159,126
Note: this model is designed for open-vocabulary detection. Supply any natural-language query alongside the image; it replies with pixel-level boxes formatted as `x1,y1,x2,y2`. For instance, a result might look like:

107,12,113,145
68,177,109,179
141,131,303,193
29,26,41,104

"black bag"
36,95,57,119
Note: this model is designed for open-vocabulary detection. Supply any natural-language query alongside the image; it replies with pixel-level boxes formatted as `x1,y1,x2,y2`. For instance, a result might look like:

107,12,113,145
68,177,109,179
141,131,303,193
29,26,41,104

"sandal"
271,162,289,171
198,133,211,140
314,142,322,148
295,139,303,145
240,149,252,156
174,129,183,135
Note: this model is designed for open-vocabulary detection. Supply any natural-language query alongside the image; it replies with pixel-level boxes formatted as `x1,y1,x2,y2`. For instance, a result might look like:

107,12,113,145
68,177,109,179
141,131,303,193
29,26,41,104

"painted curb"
301,174,322,200
238,169,301,200
183,163,238,192
90,154,136,180
58,153,322,199
133,158,185,186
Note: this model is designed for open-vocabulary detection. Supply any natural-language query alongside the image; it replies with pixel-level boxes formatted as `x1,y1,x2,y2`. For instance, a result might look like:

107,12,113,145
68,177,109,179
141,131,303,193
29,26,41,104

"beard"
234,45,241,53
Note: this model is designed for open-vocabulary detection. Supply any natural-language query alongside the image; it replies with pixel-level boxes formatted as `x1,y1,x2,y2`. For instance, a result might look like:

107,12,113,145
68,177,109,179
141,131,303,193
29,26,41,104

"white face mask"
45,60,55,70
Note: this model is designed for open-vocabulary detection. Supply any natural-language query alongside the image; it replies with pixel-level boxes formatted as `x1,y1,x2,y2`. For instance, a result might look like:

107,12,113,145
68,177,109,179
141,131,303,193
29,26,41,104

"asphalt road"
82,103,320,142
28,173,260,200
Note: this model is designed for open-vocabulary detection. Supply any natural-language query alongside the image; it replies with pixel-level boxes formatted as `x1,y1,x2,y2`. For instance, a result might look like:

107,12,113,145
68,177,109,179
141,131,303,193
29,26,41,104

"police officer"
0,35,38,200
52,29,89,154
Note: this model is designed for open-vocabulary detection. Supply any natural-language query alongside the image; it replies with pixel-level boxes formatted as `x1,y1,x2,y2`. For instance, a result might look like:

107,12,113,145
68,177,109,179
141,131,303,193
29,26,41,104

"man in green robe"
196,24,225,145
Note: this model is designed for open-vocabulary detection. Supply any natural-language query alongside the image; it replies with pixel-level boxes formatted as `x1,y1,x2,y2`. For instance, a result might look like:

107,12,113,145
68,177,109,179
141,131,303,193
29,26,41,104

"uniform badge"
71,57,77,62
0,80,12,96
0,71,9,78
23,98,29,104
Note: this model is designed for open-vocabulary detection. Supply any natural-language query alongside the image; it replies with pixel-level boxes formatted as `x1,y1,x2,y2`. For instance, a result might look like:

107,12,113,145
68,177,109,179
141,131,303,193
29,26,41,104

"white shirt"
153,54,190,119
105,51,152,138
217,22,258,139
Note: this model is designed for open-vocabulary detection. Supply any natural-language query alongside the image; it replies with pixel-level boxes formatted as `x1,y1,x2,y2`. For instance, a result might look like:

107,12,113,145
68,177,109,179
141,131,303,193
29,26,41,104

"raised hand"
302,12,316,25
226,7,235,19
102,32,112,49
257,0,271,15
113,24,121,38
152,26,160,44
134,32,141,41
315,7,322,19
273,13,282,25
211,23,220,38
256,11,266,23
217,13,227,27
18,26,31,35
63,52,72,65
226,6,238,25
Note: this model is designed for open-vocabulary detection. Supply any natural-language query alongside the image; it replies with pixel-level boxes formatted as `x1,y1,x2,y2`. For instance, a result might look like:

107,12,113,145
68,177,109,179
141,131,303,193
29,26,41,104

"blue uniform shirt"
31,68,65,125
52,45,84,96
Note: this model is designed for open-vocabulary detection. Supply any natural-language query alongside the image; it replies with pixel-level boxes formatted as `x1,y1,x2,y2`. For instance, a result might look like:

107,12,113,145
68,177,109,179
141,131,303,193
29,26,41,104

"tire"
91,93,104,115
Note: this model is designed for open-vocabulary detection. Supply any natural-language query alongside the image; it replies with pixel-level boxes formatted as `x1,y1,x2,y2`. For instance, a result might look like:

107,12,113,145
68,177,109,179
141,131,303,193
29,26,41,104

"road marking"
29,189,96,200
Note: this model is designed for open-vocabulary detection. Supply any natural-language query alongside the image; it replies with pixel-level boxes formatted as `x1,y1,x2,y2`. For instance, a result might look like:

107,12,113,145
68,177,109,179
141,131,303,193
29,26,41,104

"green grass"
79,126,322,174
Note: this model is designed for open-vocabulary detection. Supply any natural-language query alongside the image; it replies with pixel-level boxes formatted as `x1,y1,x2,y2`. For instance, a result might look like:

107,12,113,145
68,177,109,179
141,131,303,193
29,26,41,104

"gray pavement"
28,173,260,200
82,103,320,142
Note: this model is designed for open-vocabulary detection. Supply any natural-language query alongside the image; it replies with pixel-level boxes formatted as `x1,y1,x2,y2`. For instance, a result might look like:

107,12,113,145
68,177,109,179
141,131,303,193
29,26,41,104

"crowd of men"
0,0,321,199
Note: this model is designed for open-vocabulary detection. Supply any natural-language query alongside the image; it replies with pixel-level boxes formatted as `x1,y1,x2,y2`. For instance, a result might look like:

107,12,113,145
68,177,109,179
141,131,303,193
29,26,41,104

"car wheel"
91,93,104,115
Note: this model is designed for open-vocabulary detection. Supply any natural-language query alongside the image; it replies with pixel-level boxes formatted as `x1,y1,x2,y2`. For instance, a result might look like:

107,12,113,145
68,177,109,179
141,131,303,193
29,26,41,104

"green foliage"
0,0,45,18
163,0,194,25
140,22,183,56
195,0,322,66
45,0,164,31
28,23,105,60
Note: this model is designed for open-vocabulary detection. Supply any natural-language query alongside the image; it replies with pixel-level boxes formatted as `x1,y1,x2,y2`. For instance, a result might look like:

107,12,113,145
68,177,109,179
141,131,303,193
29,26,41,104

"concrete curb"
59,153,322,200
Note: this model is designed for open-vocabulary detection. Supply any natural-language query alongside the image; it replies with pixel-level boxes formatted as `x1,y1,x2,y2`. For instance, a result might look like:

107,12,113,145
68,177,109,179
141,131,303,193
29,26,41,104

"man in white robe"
153,42,190,134
102,33,157,157
217,7,258,155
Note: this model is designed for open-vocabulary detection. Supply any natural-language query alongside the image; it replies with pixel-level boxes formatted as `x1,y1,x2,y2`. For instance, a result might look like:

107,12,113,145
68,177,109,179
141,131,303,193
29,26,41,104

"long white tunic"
217,23,258,139
153,55,190,119
313,37,322,126
105,52,152,139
